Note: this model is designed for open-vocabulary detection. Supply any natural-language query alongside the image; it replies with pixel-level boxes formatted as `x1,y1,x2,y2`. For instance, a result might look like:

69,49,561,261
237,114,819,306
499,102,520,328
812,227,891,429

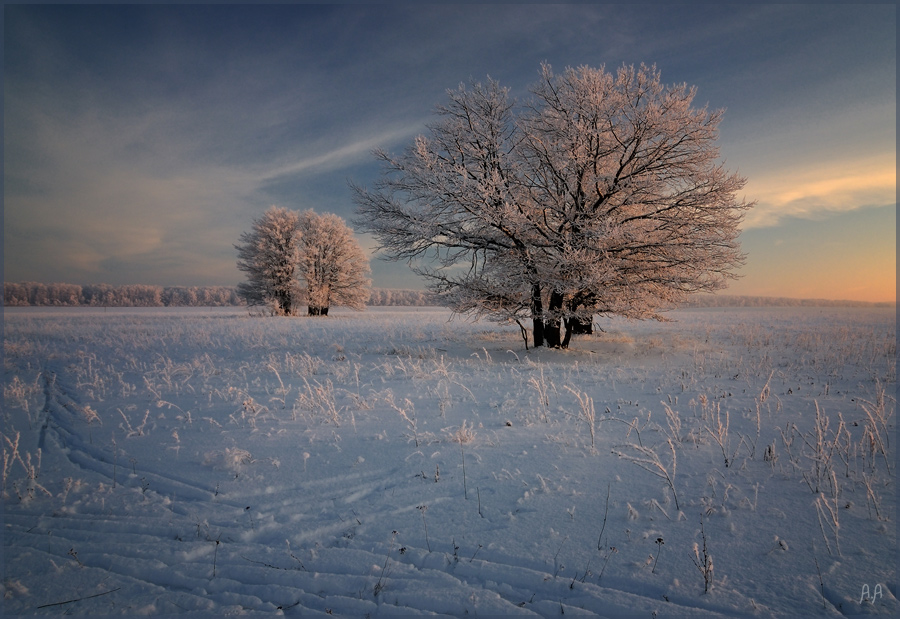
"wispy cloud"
255,123,423,183
3,70,425,285
742,153,896,229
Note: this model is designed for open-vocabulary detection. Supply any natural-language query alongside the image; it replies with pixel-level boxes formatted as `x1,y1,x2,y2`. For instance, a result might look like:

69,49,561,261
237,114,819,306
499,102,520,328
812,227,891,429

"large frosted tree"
354,63,753,347
236,207,371,316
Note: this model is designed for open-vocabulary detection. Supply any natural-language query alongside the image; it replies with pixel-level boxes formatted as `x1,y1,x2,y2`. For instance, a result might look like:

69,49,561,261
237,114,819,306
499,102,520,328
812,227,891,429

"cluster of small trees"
235,208,371,316
353,63,753,347
3,282,242,307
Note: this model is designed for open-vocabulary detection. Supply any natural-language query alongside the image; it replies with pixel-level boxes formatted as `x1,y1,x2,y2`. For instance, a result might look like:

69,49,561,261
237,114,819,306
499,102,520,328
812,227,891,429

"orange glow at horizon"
732,204,896,304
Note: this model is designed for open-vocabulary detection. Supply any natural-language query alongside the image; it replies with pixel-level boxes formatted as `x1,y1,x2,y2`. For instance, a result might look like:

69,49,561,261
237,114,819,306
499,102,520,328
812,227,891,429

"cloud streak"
255,123,424,183
742,153,896,229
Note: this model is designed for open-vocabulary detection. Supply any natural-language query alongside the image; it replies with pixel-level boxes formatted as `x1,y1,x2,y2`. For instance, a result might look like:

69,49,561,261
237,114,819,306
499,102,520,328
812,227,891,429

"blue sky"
4,4,896,301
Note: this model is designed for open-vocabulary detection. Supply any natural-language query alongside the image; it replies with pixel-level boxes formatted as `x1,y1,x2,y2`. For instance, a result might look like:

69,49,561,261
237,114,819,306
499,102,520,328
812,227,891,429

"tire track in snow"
39,370,219,503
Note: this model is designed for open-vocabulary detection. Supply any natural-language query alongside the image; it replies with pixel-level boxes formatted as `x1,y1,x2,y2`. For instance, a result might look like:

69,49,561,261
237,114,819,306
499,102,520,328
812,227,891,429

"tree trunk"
544,290,564,348
560,296,593,348
308,306,328,316
571,316,593,335
531,284,545,348
279,294,292,316
561,318,574,349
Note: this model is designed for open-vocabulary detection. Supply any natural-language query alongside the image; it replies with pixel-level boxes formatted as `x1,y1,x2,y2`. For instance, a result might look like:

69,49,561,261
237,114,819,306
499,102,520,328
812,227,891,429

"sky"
3,4,896,303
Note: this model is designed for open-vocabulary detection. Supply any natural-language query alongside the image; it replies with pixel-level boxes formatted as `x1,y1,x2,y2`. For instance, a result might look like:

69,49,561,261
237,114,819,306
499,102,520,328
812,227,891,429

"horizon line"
3,280,895,308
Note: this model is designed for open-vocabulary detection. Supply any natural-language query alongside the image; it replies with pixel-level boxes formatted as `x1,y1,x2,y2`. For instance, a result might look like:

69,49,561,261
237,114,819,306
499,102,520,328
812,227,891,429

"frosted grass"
2,305,896,615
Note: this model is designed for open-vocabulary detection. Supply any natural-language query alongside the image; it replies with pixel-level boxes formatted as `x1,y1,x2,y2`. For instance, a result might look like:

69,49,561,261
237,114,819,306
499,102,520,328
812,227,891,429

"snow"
2,305,896,616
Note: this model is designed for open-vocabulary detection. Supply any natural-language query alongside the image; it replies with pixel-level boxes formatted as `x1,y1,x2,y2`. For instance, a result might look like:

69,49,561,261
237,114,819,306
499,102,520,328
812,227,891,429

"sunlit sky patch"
4,4,896,302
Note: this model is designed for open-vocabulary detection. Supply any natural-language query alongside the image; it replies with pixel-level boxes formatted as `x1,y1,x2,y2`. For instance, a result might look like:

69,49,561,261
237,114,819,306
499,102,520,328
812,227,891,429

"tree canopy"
236,207,371,316
354,63,753,347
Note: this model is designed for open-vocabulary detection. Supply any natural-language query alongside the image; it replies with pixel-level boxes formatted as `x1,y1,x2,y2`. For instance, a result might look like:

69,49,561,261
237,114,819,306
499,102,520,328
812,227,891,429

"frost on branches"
235,207,302,316
297,210,372,316
236,207,371,316
354,63,754,348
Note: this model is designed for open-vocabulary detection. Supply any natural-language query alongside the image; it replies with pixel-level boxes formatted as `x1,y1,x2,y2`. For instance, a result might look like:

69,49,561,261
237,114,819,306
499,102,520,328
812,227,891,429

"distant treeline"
3,282,891,309
364,288,437,306
3,282,243,307
678,294,895,308
3,282,438,308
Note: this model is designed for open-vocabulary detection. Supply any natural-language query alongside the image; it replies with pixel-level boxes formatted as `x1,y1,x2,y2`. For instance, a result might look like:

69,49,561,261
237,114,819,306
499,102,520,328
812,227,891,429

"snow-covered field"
2,305,896,616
